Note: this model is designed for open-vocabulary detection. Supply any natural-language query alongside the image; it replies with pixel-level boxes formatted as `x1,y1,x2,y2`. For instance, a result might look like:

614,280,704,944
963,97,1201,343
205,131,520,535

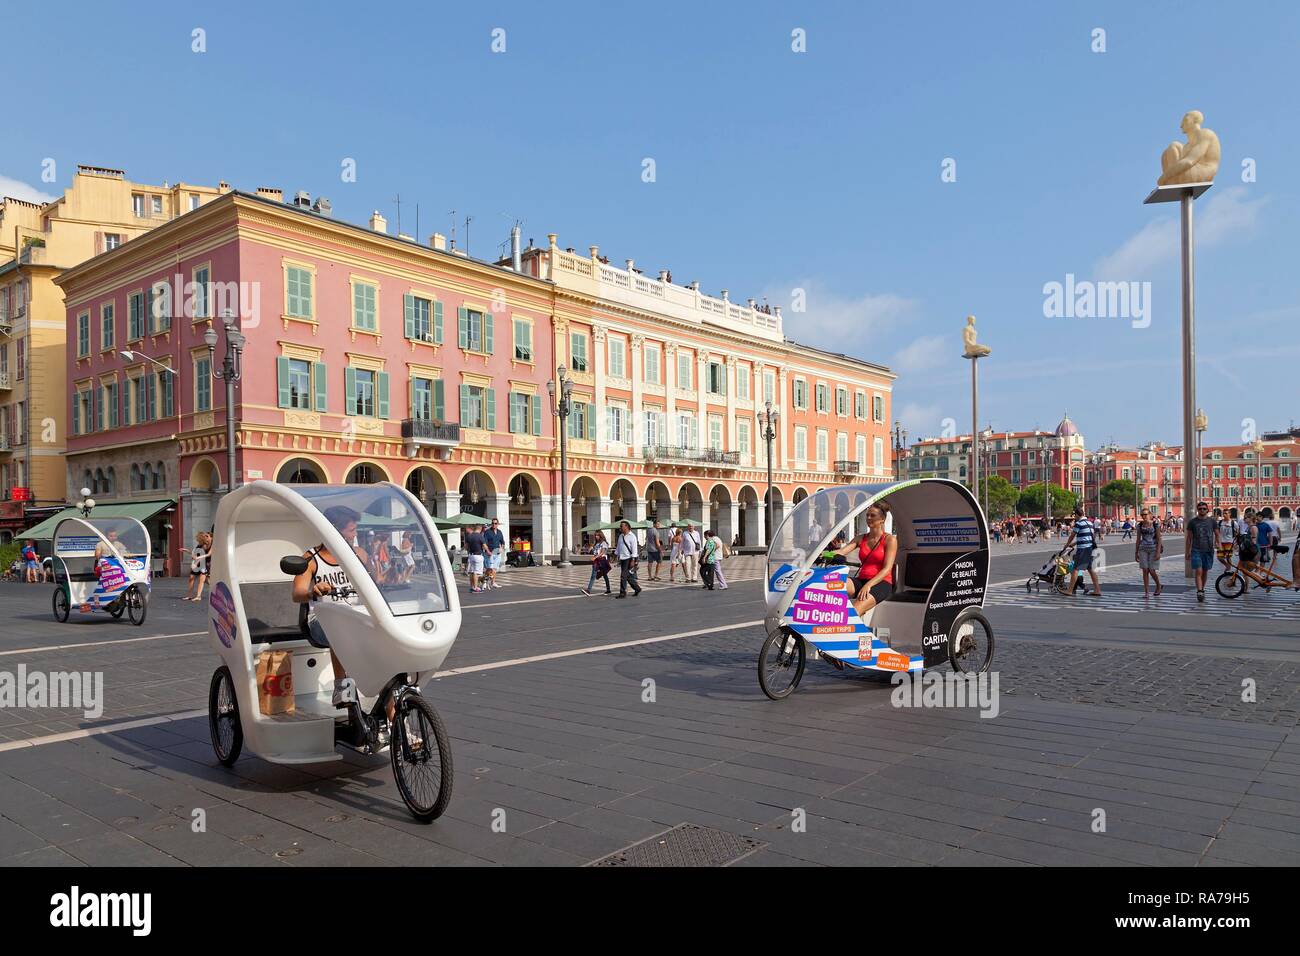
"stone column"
743,501,765,548
593,325,608,454
436,491,461,549
721,499,739,547
664,342,678,435
630,334,644,458
778,366,791,470
697,353,709,451
532,494,556,563
725,355,738,454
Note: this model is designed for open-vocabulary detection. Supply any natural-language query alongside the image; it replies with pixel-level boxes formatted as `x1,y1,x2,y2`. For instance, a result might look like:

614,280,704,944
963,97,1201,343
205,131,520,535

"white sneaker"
331,677,357,708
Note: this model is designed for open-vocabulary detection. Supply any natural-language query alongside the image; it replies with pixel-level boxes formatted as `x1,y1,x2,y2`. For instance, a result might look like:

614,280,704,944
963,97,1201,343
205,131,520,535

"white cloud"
890,334,949,373
763,278,922,350
894,401,946,440
1095,187,1267,279
0,174,56,205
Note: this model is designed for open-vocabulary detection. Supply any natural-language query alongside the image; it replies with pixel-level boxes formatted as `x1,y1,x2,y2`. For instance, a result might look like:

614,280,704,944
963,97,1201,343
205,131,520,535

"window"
73,388,92,435
763,370,775,405
606,405,625,443
286,266,313,319
705,361,726,396
411,377,444,422
403,294,441,343
150,282,171,332
105,381,120,428
508,391,542,435
855,391,867,419
608,337,626,378
352,281,377,331
458,383,495,430
151,195,163,215
128,293,145,340
570,331,588,372
836,387,848,416
346,367,389,418
513,318,533,361
677,352,692,389
189,194,200,211
277,357,326,412
737,419,751,458
568,401,593,440
816,430,829,465
77,312,90,358
643,409,661,447
872,394,884,422
194,356,211,412
676,412,697,449
457,307,493,354
736,364,750,400
815,383,829,412
286,359,312,409
794,427,808,463
132,194,145,217
644,344,661,385
837,433,848,462
793,378,808,409
192,265,211,319
159,370,174,417
708,415,722,450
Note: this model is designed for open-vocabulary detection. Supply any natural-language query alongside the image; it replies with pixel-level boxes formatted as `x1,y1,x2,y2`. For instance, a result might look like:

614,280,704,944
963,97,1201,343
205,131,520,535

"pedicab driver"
290,505,393,718
829,501,897,617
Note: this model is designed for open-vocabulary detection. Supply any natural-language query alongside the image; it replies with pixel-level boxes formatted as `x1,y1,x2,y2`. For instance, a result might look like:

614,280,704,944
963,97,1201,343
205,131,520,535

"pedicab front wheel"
390,690,454,822
208,665,244,766
1215,571,1245,600
758,628,806,701
949,607,994,675
125,585,147,626
52,587,70,622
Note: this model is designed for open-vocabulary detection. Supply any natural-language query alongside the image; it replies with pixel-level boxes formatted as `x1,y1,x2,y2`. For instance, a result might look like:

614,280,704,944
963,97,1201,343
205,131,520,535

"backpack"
1236,534,1259,562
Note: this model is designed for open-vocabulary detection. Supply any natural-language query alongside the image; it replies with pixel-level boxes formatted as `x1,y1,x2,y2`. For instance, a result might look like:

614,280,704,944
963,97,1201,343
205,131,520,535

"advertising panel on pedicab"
788,567,855,636
921,548,990,667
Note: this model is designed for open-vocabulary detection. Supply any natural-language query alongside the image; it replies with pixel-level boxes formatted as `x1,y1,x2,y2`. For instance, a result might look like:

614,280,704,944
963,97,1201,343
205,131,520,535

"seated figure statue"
1158,111,1220,186
962,315,991,358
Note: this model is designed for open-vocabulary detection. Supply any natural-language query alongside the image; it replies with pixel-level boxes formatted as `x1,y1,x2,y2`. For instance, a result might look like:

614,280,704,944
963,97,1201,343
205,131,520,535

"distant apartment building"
0,165,223,540
58,189,895,569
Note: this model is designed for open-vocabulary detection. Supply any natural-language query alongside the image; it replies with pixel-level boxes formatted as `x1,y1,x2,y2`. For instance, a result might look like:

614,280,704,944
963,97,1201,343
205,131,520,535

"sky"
4,0,1297,449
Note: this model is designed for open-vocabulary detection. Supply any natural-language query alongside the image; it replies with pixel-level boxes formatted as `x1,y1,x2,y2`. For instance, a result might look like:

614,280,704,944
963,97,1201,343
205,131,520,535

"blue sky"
5,0,1297,448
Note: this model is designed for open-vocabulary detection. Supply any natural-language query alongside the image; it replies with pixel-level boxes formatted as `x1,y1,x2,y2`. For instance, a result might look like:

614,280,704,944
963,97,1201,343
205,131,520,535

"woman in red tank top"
831,501,898,616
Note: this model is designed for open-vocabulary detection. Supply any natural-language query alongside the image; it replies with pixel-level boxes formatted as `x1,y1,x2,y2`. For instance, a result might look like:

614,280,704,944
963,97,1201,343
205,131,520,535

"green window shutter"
585,404,596,441
404,294,415,339
72,396,81,435
507,391,519,433
408,378,416,419
377,371,390,419
345,367,357,415
459,384,470,424
531,395,542,435
458,307,469,349
277,356,291,408
313,361,328,411
486,388,496,430
433,300,444,343
433,379,445,421
484,314,494,354
691,417,699,449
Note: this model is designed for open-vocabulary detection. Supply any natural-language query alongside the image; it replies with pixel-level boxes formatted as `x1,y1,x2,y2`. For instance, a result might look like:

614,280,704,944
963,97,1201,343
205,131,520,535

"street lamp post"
547,367,574,567
1252,437,1264,505
758,401,781,546
1194,408,1208,513
203,310,244,493
892,421,907,483
78,487,95,518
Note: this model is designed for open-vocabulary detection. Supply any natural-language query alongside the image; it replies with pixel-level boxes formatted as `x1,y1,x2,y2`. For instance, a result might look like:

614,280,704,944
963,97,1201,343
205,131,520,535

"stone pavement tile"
729,848,825,866
964,831,1136,866
688,758,853,800
0,814,49,859
592,742,722,773
791,814,955,864
828,786,1008,832
516,819,633,862
478,763,631,806
880,762,1047,807
665,769,833,814
1215,820,1300,853
1054,766,1246,807
509,758,660,796
437,791,553,834
987,818,1202,865
451,740,564,773
556,806,670,845
61,829,187,867
934,848,1037,866
723,746,883,785
1,785,114,846
4,845,86,866
606,792,783,837
122,815,292,866
1010,789,1223,837
14,765,177,828
1097,736,1273,771
465,778,594,821
1202,838,1300,867
1226,806,1300,835
801,795,985,849
1079,748,1263,783
752,826,909,867
1005,802,1212,854
1237,793,1300,818
1247,779,1300,802
634,779,799,826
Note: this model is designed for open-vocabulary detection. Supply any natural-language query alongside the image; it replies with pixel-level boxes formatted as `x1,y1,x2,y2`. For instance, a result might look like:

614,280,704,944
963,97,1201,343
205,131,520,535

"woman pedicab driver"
831,501,898,617
290,505,393,720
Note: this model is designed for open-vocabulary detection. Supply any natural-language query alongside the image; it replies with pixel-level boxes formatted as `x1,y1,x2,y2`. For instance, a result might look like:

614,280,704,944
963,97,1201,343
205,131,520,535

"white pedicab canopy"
53,515,151,569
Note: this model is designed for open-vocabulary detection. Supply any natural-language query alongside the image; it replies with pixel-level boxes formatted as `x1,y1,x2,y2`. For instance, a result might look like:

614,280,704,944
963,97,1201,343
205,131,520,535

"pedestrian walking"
1134,509,1162,597
699,529,718,589
581,531,612,595
483,518,506,590
1185,501,1218,602
1066,505,1102,596
22,539,39,583
181,531,212,601
614,520,642,598
464,523,487,593
705,529,728,589
680,522,699,583
668,527,684,583
645,518,664,581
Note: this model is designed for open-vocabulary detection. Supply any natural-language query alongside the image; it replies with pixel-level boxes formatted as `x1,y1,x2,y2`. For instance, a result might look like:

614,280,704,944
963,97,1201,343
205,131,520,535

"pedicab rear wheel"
758,628,806,700
1215,571,1245,599
390,691,453,822
209,665,243,766
108,600,125,619
52,587,70,622
125,585,147,626
949,607,994,675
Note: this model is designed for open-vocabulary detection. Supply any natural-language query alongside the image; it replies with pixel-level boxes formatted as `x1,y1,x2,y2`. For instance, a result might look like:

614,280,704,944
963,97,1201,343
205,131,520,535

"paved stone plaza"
1,544,1297,867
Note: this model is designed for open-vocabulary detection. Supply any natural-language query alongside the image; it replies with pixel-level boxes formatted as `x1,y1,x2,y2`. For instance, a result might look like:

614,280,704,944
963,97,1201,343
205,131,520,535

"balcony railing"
401,419,461,445
0,371,11,390
833,459,861,477
0,435,9,452
643,444,740,468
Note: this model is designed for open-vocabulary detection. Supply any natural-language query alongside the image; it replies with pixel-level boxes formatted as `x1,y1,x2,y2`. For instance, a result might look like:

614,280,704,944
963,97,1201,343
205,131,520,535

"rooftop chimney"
313,196,332,215
430,233,447,251
293,190,311,209
510,224,522,273
218,181,231,193
369,211,387,234
255,186,284,203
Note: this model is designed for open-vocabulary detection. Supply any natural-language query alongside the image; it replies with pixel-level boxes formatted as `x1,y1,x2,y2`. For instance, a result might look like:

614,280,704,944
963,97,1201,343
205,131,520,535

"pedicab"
205,480,457,821
50,516,152,625
759,478,994,700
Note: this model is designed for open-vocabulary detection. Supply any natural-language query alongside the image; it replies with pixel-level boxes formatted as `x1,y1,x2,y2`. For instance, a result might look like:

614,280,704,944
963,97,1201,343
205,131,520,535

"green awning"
23,500,176,540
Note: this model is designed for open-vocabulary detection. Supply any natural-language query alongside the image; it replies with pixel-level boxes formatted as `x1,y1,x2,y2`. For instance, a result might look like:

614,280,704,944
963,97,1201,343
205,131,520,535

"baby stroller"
1026,545,1076,594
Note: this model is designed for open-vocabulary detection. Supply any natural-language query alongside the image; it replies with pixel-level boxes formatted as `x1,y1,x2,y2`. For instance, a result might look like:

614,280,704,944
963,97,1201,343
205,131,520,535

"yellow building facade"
0,165,224,537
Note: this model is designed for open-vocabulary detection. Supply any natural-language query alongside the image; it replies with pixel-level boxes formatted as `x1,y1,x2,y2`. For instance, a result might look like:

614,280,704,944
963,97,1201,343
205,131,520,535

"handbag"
593,554,611,574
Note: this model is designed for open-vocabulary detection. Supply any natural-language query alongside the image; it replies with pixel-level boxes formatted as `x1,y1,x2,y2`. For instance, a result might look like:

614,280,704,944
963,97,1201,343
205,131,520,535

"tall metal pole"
970,357,980,504
1179,193,1197,576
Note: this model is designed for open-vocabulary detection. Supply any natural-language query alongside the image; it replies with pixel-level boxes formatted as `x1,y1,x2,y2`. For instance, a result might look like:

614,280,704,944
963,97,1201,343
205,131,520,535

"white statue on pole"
962,315,991,358
1158,111,1221,187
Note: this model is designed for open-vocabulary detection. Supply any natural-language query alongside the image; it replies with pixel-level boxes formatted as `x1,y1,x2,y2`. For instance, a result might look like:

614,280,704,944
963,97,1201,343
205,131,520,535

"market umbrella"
578,521,620,533
674,517,705,527
433,513,488,529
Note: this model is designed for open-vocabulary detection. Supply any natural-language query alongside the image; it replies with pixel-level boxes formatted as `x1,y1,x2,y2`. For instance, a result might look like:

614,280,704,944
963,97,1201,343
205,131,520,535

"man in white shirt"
679,522,698,583
614,520,642,598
